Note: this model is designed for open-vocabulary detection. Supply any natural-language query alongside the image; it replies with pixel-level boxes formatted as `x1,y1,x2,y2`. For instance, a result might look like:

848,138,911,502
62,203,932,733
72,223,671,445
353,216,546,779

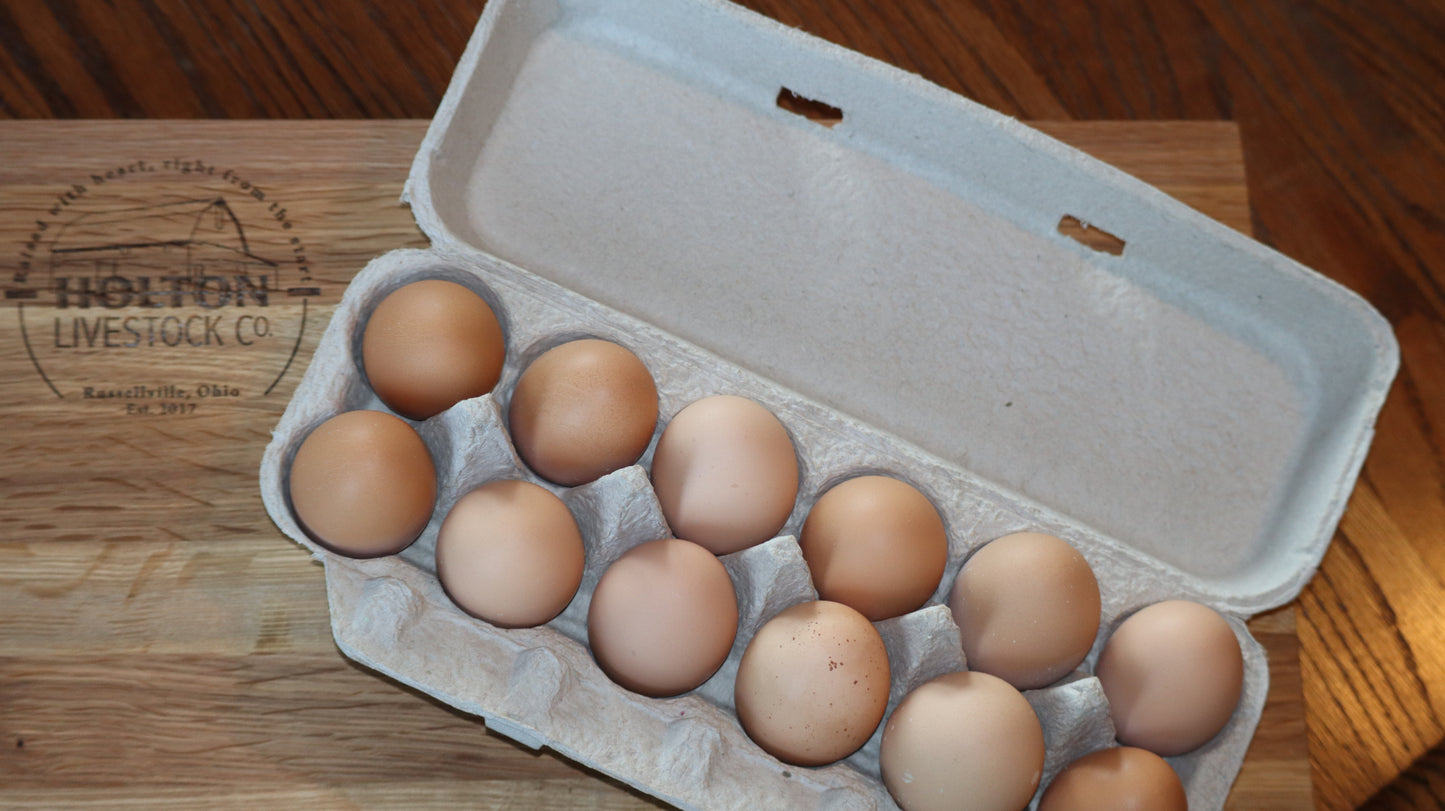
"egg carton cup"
260,247,1271,810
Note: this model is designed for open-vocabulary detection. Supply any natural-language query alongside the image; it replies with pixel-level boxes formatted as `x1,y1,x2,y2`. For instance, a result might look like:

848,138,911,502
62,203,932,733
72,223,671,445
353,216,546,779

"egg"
949,532,1101,689
361,279,506,420
1038,746,1188,811
733,600,890,766
587,538,738,697
435,480,586,628
799,475,948,621
1095,600,1244,756
287,410,436,557
507,338,659,486
650,395,799,555
879,670,1045,811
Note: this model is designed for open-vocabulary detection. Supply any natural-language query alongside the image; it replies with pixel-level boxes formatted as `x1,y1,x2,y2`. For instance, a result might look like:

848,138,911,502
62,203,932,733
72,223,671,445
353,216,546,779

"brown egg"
587,538,738,697
288,410,436,557
799,475,948,621
1095,600,1244,756
1038,746,1188,811
435,480,585,628
508,338,659,486
361,279,506,420
949,532,1101,690
880,670,1045,811
734,600,890,766
650,395,799,555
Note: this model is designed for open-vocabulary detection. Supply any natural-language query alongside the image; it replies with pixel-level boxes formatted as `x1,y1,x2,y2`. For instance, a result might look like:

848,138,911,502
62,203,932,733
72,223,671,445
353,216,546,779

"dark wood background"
1,1,1442,808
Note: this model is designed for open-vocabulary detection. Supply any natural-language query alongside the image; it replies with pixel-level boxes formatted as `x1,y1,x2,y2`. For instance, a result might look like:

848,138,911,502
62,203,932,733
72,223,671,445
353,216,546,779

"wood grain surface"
0,119,1303,809
1,1,1443,809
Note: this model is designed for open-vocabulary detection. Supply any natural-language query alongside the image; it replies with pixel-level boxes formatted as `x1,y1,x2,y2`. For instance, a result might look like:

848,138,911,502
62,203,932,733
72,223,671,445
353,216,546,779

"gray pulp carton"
258,0,1399,808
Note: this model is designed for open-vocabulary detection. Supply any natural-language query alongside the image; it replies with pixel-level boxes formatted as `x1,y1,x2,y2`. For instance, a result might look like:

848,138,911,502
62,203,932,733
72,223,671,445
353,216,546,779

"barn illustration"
45,197,279,282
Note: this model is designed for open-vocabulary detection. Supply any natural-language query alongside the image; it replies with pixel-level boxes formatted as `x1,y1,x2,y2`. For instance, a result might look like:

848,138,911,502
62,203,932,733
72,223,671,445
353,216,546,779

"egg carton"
262,0,1397,806
260,247,1269,809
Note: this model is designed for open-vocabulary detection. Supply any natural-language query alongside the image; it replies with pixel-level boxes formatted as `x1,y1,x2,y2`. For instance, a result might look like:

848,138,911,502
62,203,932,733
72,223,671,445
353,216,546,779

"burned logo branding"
9,159,318,407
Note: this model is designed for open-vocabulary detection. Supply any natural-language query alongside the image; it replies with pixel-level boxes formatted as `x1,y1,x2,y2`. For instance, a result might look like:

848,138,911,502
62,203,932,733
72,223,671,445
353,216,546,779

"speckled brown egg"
799,475,948,621
1095,600,1244,756
508,338,658,487
287,410,436,558
587,537,739,697
1038,746,1188,811
361,279,506,420
879,670,1045,811
733,600,890,766
949,532,1101,690
650,395,799,555
435,480,585,628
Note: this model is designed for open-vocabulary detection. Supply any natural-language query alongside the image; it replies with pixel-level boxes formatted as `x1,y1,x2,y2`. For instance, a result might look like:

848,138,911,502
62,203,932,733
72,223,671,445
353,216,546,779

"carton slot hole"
1057,215,1126,256
776,87,843,128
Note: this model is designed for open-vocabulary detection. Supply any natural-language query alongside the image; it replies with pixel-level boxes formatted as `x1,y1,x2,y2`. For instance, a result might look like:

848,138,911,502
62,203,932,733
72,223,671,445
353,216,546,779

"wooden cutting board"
0,120,1309,809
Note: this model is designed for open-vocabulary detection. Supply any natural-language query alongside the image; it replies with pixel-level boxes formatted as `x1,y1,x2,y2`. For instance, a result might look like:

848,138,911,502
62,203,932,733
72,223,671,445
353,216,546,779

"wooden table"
7,1,1445,807
0,119,1309,808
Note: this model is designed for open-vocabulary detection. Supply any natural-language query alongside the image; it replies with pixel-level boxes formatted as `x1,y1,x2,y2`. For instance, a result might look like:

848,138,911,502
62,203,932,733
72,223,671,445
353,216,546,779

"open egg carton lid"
409,0,1397,613
262,0,1397,809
